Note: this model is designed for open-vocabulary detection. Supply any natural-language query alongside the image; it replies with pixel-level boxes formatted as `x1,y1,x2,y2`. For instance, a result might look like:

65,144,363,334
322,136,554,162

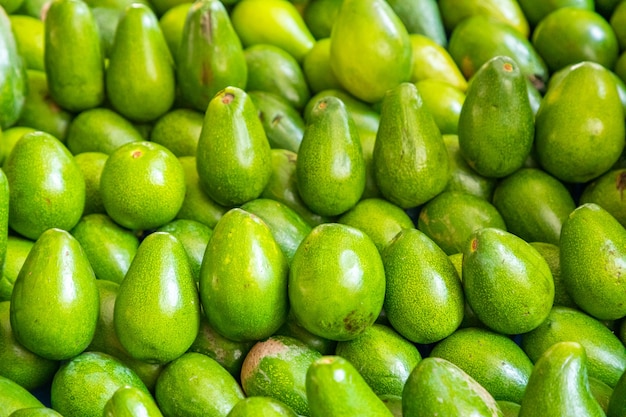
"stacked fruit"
1,0,626,416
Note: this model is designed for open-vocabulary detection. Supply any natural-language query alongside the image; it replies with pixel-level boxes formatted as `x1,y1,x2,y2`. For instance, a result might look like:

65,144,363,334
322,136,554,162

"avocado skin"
560,203,626,320
227,397,298,417
0,375,44,416
0,7,27,129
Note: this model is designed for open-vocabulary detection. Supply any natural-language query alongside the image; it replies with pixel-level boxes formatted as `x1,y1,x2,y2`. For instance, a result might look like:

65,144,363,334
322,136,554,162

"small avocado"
492,168,576,245
289,223,386,341
335,323,422,397
44,0,104,112
5,131,85,240
402,357,503,416
177,0,247,112
196,86,272,207
10,228,99,360
458,56,534,178
560,203,626,320
306,356,395,417
296,96,366,216
535,62,624,183
373,82,449,208
154,352,245,417
430,327,534,403
106,3,175,122
50,351,149,417
521,306,626,388
519,342,605,417
329,0,411,103
383,228,464,344
114,232,200,364
241,335,322,415
462,228,554,335
199,208,289,341
103,386,163,417
248,91,305,153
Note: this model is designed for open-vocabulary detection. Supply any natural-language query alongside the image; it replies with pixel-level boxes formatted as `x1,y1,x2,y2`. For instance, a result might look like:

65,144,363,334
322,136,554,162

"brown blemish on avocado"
222,93,234,104
272,114,283,126
471,238,478,252
503,63,513,72
200,9,213,43
317,100,328,111
343,311,374,334
240,337,289,383
132,150,142,159
616,171,626,201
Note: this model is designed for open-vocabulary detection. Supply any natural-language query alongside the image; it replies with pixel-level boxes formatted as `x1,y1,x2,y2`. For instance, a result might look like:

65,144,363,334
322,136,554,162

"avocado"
66,107,144,155
338,197,415,253
560,203,626,320
245,44,310,110
100,141,186,231
0,169,6,271
248,91,305,153
373,82,449,208
103,386,163,417
438,0,529,37
418,191,506,255
106,3,175,122
226,397,297,417
415,79,465,135
302,0,341,39
71,213,139,284
521,306,626,388
402,357,503,417
529,242,576,308
387,0,447,46
241,335,322,415
114,232,200,364
329,0,412,103
274,309,338,355
0,301,58,391
532,8,619,73
535,62,624,183
188,313,255,377
518,341,605,417
0,236,33,302
5,131,85,240
50,351,149,417
154,352,245,417
199,208,289,341
230,0,315,62
302,38,342,94
240,198,311,265
492,168,576,245
517,0,593,27
0,375,43,417
0,7,26,129
74,152,108,215
430,327,534,403
150,109,203,157
382,228,464,344
8,408,63,417
44,0,104,112
608,369,626,417
409,34,467,91
462,228,554,335
156,218,211,282
458,56,534,178
177,0,247,112
306,356,395,417
580,168,626,227
296,96,365,216
196,86,272,207
289,223,386,341
589,377,614,413
335,323,422,397
10,228,99,360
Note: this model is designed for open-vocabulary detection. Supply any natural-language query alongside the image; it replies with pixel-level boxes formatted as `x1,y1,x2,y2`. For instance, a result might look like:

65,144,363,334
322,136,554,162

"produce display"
2,0,626,416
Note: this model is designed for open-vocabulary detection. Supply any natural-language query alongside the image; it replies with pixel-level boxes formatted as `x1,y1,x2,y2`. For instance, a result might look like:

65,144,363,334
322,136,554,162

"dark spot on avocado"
616,171,626,201
342,310,374,334
200,9,213,43
201,62,212,86
272,114,283,126
529,74,546,93
471,238,478,252
258,111,265,122
222,93,234,104
503,63,513,72
317,100,328,111
132,150,142,159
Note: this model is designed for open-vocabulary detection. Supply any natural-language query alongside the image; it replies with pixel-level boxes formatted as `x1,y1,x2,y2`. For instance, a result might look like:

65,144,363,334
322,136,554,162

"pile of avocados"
1,0,626,415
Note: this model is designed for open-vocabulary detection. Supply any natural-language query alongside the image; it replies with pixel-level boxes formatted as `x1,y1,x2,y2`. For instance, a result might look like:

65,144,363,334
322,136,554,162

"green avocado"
196,86,272,207
387,0,447,46
438,0,529,37
0,236,33,302
199,208,289,341
106,3,175,122
9,228,99,360
306,356,394,417
458,56,534,178
103,386,163,417
44,0,105,112
0,375,43,417
402,357,503,417
382,228,464,344
289,223,386,341
0,8,27,129
5,131,85,240
241,335,321,415
373,82,449,209
517,0,593,27
156,218,212,282
8,408,64,417
521,306,626,388
518,342,605,417
560,203,626,320
177,0,247,112
529,242,575,308
248,90,305,153
114,232,201,364
296,96,365,216
580,168,626,227
226,397,297,417
608,370,626,417
462,228,554,335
